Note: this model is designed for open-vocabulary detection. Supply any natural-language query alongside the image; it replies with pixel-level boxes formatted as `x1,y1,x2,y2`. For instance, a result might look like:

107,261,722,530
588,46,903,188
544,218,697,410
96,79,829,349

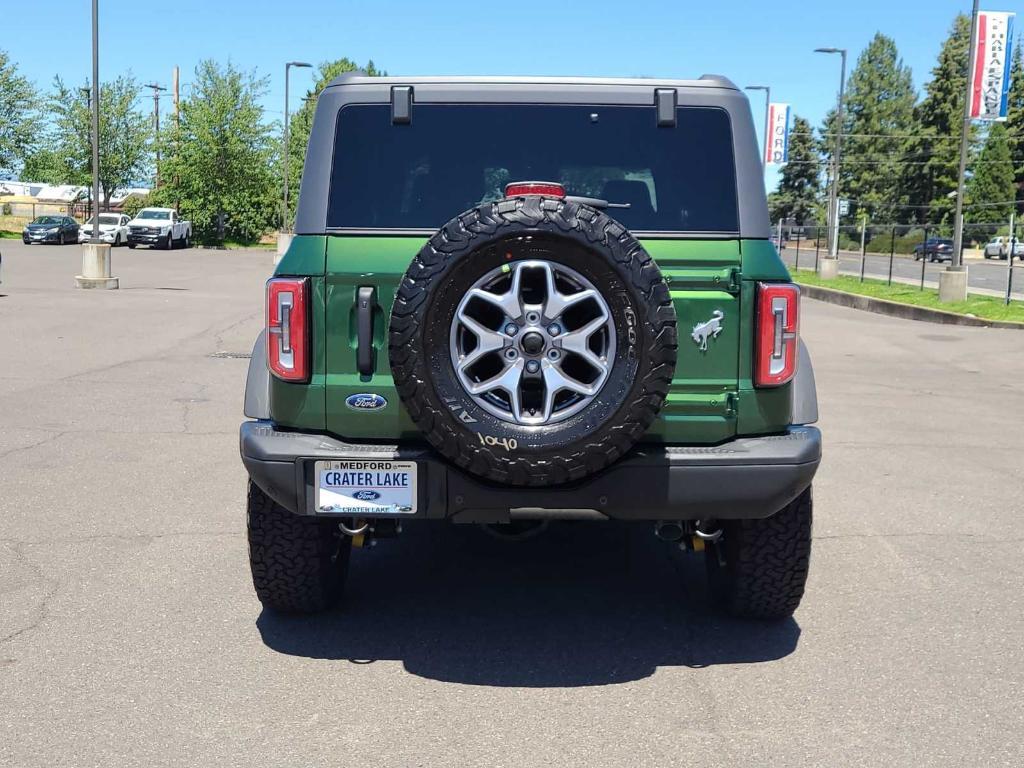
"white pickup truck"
126,207,192,250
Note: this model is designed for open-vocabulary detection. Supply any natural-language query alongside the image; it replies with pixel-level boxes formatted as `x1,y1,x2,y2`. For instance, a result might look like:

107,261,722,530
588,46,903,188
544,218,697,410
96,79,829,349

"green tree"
47,75,151,208
0,49,40,175
835,34,917,223
158,60,276,243
20,147,69,184
768,115,820,225
283,58,384,225
965,123,1015,223
1003,42,1024,205
902,14,974,225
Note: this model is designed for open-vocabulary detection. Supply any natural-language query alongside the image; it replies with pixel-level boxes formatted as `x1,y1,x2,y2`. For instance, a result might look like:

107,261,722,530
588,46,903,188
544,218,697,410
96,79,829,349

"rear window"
327,103,738,233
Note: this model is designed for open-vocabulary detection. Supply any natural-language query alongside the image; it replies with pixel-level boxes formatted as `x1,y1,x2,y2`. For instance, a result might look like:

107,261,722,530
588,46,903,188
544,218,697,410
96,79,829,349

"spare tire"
389,195,677,486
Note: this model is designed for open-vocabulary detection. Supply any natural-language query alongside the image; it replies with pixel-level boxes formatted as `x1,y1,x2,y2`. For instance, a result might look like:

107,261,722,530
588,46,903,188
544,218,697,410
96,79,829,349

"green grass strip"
793,268,1024,324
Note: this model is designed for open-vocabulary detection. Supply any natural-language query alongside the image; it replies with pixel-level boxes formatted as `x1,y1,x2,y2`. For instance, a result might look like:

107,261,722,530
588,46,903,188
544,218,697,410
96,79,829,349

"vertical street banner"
970,10,1016,120
765,103,791,165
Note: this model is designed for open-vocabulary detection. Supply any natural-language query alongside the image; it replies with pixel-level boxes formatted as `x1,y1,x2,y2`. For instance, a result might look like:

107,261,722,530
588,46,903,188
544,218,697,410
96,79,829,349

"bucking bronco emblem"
692,310,724,352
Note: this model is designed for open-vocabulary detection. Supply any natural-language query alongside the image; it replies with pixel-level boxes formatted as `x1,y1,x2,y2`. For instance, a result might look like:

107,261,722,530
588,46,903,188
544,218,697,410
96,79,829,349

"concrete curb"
798,283,1024,330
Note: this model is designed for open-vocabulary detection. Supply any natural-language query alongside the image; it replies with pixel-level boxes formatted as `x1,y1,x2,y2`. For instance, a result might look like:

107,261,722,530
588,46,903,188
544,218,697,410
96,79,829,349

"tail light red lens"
504,181,565,198
755,282,800,387
266,277,309,382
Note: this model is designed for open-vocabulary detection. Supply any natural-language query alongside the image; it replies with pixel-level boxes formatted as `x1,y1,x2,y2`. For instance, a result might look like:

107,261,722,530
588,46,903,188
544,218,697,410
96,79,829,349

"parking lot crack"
0,542,58,647
0,431,67,461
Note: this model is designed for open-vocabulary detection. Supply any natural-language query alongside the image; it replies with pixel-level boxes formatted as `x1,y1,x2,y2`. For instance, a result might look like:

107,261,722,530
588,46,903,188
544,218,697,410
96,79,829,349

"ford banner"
765,102,791,165
970,10,1016,121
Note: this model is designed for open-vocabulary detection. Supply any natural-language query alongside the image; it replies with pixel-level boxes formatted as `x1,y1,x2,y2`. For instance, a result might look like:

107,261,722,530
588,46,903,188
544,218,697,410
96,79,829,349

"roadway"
1,239,1022,766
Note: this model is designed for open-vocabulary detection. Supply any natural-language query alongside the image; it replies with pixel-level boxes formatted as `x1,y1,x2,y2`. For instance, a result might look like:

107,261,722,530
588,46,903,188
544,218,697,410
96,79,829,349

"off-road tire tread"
389,196,677,486
715,488,813,620
246,481,350,613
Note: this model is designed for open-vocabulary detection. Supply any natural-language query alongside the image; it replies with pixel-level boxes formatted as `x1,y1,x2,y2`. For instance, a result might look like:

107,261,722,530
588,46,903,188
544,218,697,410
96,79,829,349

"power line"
792,130,1024,143
788,159,1024,166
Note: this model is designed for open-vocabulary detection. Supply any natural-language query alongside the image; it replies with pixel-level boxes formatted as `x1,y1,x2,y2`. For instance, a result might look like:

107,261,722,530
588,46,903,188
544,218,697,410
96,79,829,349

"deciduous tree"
48,75,151,208
158,60,276,243
0,49,39,175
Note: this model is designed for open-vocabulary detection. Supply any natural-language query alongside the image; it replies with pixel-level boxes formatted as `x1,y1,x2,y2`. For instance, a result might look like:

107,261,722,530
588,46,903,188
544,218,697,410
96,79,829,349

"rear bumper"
240,421,821,523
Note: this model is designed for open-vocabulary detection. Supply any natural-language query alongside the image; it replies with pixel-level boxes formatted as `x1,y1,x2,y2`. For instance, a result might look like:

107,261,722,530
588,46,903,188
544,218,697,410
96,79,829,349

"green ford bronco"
241,74,821,619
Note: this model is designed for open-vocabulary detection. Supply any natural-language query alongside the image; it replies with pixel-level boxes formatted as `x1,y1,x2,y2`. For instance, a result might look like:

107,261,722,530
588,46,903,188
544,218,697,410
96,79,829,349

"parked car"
982,236,1024,260
913,238,954,262
77,213,131,246
126,207,192,249
22,215,79,245
239,73,821,620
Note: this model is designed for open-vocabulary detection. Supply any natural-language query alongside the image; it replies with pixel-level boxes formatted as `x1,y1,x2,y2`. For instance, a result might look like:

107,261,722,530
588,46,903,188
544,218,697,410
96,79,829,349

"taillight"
755,282,800,387
267,277,309,382
504,181,565,197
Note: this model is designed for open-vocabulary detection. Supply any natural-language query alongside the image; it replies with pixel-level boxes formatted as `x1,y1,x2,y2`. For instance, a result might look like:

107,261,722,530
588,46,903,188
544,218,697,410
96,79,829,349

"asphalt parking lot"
2,240,1023,767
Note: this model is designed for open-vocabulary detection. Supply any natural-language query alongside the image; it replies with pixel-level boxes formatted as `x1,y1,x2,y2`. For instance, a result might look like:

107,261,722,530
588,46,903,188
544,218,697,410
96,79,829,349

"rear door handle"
357,287,377,376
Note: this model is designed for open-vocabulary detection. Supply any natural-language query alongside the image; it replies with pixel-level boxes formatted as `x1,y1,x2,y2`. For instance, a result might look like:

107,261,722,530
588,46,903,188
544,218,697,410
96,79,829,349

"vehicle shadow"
256,521,801,687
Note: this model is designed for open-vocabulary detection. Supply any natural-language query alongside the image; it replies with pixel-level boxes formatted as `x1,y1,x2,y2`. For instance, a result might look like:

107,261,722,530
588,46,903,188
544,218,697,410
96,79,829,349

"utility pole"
815,47,848,259
946,0,981,303
283,61,312,233
172,66,180,126
745,85,771,176
144,82,167,186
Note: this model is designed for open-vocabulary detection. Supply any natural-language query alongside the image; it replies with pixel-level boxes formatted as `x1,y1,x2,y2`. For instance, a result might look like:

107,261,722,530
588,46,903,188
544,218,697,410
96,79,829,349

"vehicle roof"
298,71,768,239
136,207,175,212
325,72,739,91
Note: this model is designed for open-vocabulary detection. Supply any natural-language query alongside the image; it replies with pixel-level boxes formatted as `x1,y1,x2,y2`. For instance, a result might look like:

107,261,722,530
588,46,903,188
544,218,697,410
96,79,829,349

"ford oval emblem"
353,490,381,501
346,393,388,411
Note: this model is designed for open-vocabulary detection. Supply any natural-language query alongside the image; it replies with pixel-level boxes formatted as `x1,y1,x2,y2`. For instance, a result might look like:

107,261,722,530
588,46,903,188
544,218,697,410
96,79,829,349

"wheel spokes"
452,258,615,426
468,264,523,320
541,262,597,320
468,358,525,421
540,360,597,421
557,316,610,370
455,313,507,370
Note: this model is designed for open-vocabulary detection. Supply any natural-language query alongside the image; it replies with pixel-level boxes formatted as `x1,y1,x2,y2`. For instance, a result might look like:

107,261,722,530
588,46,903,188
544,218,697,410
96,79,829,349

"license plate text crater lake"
323,471,410,488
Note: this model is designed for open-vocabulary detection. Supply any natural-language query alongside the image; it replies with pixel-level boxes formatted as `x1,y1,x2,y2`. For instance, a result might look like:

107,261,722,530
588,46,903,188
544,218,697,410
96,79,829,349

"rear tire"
705,487,812,620
128,242,136,249
246,480,351,613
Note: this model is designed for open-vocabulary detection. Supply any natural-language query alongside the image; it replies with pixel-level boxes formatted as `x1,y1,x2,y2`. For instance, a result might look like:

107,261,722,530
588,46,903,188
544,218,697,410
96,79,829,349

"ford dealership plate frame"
315,459,418,514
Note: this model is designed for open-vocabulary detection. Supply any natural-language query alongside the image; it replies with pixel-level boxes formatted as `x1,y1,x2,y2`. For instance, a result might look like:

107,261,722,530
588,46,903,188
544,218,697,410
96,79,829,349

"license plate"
315,460,417,514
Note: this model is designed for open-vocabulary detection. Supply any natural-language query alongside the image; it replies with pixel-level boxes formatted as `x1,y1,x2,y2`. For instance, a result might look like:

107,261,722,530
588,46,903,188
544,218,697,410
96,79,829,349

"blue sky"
2,0,1002,190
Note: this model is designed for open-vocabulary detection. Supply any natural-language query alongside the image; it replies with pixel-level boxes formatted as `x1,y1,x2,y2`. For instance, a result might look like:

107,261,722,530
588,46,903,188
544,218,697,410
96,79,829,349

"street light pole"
745,85,770,175
90,0,101,240
283,61,312,233
815,47,847,259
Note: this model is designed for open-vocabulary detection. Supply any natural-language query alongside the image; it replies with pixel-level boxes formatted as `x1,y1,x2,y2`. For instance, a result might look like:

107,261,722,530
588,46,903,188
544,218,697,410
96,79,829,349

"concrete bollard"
275,232,293,266
818,257,840,281
938,266,968,303
75,242,119,289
